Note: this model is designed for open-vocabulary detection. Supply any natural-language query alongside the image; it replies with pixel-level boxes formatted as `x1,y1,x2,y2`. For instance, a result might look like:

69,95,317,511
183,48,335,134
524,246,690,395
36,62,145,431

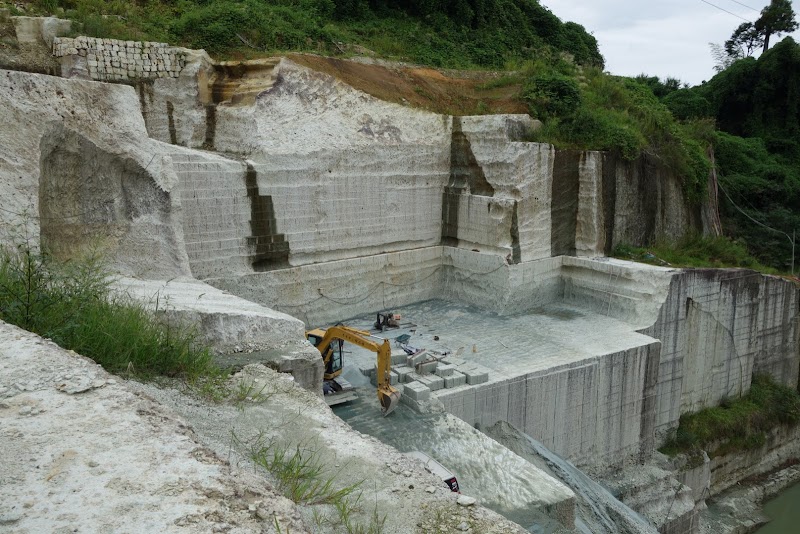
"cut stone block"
404,381,431,402
444,371,467,389
435,364,455,377
419,375,444,391
463,368,488,385
442,357,467,367
357,363,374,377
372,364,400,386
416,360,438,375
394,366,414,383
391,351,409,365
407,350,429,367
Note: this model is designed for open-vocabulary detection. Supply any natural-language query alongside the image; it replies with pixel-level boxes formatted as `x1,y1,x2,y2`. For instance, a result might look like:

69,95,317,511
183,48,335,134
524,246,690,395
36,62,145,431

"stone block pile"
365,350,491,399
52,36,186,81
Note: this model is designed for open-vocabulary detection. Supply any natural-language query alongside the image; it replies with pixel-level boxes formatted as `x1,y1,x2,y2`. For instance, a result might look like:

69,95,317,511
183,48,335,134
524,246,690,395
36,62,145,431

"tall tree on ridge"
755,0,798,52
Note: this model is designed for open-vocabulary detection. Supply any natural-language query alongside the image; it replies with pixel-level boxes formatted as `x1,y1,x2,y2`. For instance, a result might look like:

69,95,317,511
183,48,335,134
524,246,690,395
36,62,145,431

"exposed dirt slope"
288,54,527,116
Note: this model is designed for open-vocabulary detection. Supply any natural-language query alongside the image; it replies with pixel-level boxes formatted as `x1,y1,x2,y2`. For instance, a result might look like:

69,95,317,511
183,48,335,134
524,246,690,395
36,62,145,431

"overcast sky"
543,0,800,86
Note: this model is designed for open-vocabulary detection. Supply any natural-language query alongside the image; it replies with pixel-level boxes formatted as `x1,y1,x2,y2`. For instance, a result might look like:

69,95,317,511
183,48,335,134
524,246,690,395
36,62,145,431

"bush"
522,73,581,118
35,0,604,69
0,242,217,380
612,234,773,271
659,374,800,457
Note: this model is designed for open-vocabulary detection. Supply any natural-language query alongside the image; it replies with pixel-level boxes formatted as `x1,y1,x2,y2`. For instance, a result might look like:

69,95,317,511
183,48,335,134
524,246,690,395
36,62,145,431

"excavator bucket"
379,387,401,416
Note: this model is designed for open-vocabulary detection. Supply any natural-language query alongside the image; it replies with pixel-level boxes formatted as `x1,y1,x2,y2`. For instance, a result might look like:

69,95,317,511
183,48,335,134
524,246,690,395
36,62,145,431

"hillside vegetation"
661,38,800,271
19,0,602,69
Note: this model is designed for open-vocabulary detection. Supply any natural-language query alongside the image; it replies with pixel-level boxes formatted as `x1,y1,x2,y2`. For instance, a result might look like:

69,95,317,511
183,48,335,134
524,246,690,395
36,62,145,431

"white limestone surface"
340,298,661,467
561,256,676,329
0,69,191,278
231,60,451,267
213,58,450,154
167,151,253,278
209,246,445,327
562,257,799,439
111,275,325,391
0,320,304,533
641,269,800,434
575,151,605,256
459,116,554,262
11,16,71,46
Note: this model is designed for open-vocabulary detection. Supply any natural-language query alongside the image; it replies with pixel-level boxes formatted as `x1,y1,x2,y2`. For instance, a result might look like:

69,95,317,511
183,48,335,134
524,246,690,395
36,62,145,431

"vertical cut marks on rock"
551,149,581,256
510,201,521,264
449,116,495,197
601,152,617,255
442,116,495,246
166,101,177,145
244,163,289,271
203,104,216,150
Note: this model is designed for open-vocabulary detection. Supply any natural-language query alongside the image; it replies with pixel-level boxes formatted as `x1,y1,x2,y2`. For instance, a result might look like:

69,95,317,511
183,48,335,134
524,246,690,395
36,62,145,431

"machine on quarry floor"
306,325,401,416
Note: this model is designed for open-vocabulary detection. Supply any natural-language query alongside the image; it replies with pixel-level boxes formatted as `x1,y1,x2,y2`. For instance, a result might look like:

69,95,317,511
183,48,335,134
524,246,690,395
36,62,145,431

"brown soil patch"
287,53,528,116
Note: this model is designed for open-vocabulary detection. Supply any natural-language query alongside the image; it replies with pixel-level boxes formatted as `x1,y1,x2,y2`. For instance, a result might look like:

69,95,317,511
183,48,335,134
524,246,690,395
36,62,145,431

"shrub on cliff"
660,374,800,458
526,67,711,201
613,234,771,270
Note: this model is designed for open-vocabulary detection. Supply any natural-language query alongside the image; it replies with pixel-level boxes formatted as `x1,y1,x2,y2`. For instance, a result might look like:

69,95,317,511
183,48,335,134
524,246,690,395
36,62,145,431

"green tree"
724,22,764,58
755,0,798,52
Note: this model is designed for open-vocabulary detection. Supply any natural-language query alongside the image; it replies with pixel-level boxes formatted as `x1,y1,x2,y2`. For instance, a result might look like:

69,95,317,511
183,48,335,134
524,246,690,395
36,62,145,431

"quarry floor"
338,298,654,396
330,298,658,530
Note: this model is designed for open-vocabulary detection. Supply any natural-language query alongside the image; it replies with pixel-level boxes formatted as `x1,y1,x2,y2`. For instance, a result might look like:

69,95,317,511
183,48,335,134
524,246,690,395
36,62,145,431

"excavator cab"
307,329,344,380
323,339,344,377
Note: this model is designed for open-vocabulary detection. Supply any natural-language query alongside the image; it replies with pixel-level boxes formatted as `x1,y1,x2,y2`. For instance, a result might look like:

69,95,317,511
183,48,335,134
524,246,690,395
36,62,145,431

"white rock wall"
251,146,447,266
642,270,800,434
168,151,254,277
561,257,675,329
561,257,800,439
0,69,191,278
456,116,553,262
12,15,71,46
575,151,605,256
170,59,455,269
208,246,445,326
609,153,703,251
441,249,563,315
438,341,662,467
53,37,186,82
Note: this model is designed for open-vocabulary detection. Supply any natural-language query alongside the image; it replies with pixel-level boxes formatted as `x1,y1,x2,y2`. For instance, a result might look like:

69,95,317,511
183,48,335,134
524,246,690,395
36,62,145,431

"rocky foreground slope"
0,320,528,533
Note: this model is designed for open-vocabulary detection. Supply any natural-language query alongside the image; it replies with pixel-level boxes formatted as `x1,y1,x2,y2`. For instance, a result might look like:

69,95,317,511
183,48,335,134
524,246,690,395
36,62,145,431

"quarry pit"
1,20,800,534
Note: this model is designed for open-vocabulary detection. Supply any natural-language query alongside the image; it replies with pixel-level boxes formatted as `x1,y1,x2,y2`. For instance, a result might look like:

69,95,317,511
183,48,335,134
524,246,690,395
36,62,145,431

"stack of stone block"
52,36,186,81
364,349,492,401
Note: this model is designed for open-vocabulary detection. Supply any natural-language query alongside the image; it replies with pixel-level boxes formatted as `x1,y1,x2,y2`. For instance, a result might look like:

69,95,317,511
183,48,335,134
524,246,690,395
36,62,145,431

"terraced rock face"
2,36,799,534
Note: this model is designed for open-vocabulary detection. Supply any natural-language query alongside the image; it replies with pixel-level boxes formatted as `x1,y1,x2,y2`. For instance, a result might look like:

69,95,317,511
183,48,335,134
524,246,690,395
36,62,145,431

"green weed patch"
660,375,800,457
0,242,218,380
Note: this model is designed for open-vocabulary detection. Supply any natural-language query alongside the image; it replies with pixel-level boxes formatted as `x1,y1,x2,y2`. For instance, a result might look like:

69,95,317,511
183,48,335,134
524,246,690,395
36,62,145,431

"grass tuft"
0,241,219,381
244,433,385,533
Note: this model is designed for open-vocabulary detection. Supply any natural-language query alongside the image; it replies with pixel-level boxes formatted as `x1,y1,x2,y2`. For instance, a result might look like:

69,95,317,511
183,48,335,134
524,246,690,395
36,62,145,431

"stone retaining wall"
52,36,186,81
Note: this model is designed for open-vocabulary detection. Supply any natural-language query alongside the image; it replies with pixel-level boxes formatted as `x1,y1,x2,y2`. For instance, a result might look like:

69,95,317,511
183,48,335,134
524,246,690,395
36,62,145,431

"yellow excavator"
306,325,401,416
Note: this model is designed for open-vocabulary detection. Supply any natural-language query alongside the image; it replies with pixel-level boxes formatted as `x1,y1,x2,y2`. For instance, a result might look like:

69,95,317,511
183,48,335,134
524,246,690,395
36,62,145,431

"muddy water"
754,481,800,533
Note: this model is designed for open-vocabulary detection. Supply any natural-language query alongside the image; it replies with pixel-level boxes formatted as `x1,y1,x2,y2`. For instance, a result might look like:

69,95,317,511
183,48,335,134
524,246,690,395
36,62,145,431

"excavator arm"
310,325,401,416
